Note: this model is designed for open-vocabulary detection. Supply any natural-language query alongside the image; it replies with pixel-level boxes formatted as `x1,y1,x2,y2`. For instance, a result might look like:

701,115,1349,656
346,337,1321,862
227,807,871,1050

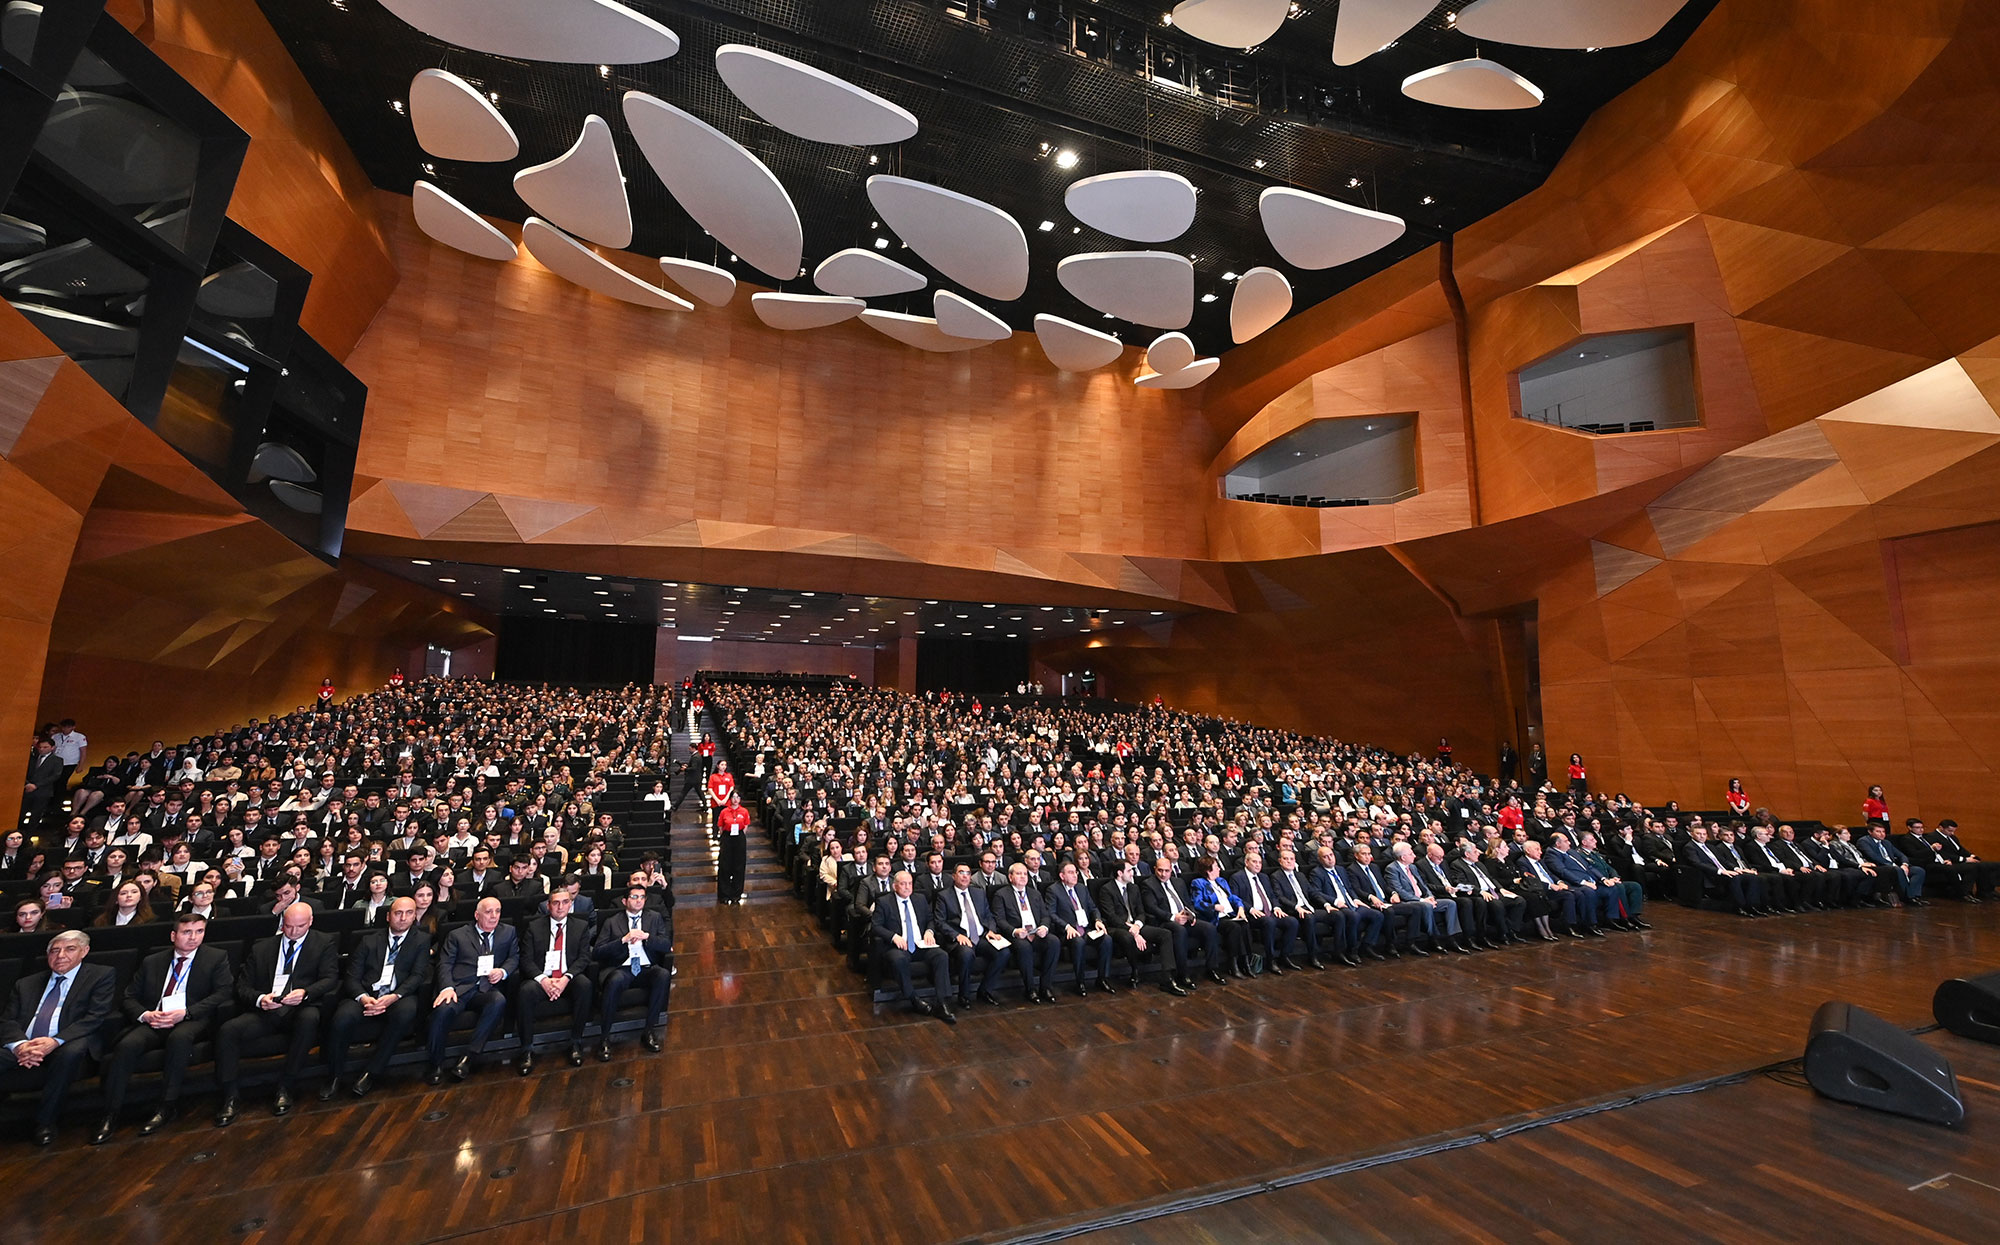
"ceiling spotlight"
1200,293,1217,303
487,91,500,102
389,99,406,116
411,559,431,566
1221,271,1238,281
1347,176,1362,188
1055,149,1079,169
598,64,610,78
868,154,879,165
1253,158,1266,169
503,568,521,573
873,237,890,250
1072,226,1081,234
438,577,457,583
422,162,435,174
1039,220,1055,232
1421,195,1435,205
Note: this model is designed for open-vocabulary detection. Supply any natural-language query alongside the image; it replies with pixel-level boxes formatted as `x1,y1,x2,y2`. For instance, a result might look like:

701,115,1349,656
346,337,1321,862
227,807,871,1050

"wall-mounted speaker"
1934,971,2000,1046
1803,1001,1964,1125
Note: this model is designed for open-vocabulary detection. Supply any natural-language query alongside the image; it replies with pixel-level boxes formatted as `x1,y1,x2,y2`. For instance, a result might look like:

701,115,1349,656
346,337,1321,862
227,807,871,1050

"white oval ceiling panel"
1402,59,1546,110
378,0,678,63
1230,266,1292,343
521,217,690,311
412,180,518,261
1034,315,1125,372
1136,358,1220,389
714,45,918,146
658,257,737,306
1456,0,1691,50
410,68,518,162
1147,332,1196,376
1171,0,1290,49
1258,188,1405,270
1056,251,1194,330
1064,170,1198,244
624,91,804,282
861,310,990,353
1332,0,1437,65
513,115,630,248
865,175,1029,302
814,247,926,298
934,291,1012,342
751,293,864,330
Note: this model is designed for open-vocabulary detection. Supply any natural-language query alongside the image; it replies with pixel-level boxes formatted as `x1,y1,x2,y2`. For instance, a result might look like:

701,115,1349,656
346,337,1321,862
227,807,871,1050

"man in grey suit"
0,930,118,1145
428,896,519,1082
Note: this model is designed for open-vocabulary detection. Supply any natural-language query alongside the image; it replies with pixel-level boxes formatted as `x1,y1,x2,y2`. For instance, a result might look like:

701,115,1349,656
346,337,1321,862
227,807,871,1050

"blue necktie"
28,974,64,1039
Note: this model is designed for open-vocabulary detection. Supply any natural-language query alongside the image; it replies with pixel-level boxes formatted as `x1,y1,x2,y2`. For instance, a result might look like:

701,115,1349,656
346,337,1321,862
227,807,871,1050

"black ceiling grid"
258,0,1714,345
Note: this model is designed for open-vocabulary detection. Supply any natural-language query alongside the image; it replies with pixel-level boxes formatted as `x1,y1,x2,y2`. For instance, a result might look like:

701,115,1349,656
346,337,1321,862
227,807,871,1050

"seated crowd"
707,684,1997,1024
3,679,688,1146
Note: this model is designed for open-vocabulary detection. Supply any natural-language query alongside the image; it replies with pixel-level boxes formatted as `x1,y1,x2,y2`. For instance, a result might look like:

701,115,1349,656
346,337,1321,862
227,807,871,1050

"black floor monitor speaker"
1804,1001,1965,1125
1934,970,2000,1046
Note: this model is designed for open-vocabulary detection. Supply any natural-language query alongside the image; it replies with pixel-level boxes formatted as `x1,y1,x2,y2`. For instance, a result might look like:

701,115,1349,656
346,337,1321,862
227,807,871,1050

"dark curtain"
496,618,654,685
917,636,1029,695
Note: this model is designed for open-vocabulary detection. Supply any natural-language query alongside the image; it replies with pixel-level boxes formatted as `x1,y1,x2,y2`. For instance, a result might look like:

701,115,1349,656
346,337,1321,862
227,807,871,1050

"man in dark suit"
213,902,339,1125
494,853,548,904
1231,850,1301,972
1545,834,1617,936
1347,844,1431,956
454,847,505,903
1266,846,1333,969
20,739,66,826
593,883,673,1058
1925,820,2000,900
1741,825,1821,912
428,896,519,1082
936,863,1011,1006
1418,842,1488,949
1,930,118,1145
96,913,235,1142
392,845,444,898
1308,844,1380,963
1046,860,1116,996
1858,823,1927,905
992,861,1062,1004
320,851,374,912
1098,858,1184,994
323,896,432,1099
845,856,896,972
1821,826,1892,905
873,871,955,1022
1140,854,1220,987
1680,825,1763,915
1448,843,1525,944
516,888,597,1071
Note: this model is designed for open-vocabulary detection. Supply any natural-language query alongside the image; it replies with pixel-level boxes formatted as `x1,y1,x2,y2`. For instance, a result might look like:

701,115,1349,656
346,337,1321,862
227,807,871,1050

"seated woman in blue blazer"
1190,857,1253,978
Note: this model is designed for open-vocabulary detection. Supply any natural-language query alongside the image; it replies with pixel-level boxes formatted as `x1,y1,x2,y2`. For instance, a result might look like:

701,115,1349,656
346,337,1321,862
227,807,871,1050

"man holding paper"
427,897,518,1082
1046,859,1116,997
213,902,338,1125
871,871,955,1025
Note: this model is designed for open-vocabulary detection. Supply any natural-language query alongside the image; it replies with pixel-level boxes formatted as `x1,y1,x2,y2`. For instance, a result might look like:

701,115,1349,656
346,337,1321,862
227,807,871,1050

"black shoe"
271,1088,292,1117
1072,982,1088,997
1407,943,1431,957
448,1055,470,1082
31,1126,54,1147
1365,946,1388,961
1038,988,1057,1004
425,1064,444,1086
1179,975,1198,992
317,1080,340,1102
1342,952,1362,966
1539,931,1559,942
936,1000,957,1025
1097,978,1117,995
597,1040,614,1063
1283,957,1305,972
978,991,1001,1007
137,1103,177,1136
1587,926,1607,937
351,1074,373,1099
1309,956,1328,970
1207,970,1228,985
215,1097,238,1128
567,1046,584,1068
643,1029,663,1052
1568,928,1587,939
1267,959,1285,975
89,1118,114,1146
517,1051,536,1076
1162,979,1188,997
1448,939,1471,954
1631,918,1652,930
911,998,934,1017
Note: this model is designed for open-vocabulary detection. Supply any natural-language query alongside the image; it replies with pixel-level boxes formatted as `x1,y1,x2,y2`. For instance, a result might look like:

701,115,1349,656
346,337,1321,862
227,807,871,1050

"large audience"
712,684,1996,1025
3,679,684,1146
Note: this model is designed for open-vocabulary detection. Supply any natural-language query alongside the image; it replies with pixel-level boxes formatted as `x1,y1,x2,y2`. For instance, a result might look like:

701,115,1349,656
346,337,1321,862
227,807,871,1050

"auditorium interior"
6,0,2000,1240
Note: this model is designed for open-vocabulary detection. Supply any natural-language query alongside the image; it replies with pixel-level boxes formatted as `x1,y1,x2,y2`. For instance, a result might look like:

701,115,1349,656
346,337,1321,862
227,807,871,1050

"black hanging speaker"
1934,970,2000,1045
1804,1001,1965,1125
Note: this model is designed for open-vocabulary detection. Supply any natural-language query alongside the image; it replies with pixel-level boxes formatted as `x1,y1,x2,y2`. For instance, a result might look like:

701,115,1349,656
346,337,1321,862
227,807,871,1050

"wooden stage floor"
6,899,1998,1244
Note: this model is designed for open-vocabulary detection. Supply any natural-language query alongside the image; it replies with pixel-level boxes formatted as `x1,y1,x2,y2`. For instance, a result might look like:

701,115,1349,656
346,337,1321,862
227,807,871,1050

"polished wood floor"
4,896,1998,1245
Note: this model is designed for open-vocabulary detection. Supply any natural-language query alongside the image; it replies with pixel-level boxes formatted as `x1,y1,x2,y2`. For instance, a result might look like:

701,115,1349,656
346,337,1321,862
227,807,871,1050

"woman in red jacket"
1862,785,1890,828
1725,778,1750,816
1566,754,1588,799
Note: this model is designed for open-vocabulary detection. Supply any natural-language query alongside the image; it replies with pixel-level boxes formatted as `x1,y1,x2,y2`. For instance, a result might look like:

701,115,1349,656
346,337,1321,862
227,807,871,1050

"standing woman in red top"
1436,738,1453,766
1862,785,1890,829
1567,754,1588,800
1725,778,1750,816
317,676,335,705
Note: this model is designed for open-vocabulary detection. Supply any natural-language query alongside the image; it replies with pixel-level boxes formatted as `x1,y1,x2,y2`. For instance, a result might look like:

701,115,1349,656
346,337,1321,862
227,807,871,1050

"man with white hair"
0,930,117,1145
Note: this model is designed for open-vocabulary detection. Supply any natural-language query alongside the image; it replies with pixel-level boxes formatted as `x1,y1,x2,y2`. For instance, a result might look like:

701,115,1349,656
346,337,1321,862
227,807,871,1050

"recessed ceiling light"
868,153,879,165
1421,196,1435,205
597,64,610,77
585,575,602,581
460,592,474,598
1253,158,1265,169
1151,611,1165,616
504,568,521,573
1221,271,1238,281
665,582,679,587
411,559,431,566
438,577,457,583
874,237,890,250
544,608,556,613
732,587,747,593
390,99,405,114
1200,293,1217,303
532,597,547,603
1072,226,1082,234
925,600,939,604
1055,149,1079,169
1039,220,1056,232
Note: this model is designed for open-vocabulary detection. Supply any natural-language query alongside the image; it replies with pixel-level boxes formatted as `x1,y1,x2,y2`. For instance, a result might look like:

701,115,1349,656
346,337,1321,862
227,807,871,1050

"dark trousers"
717,833,746,901
1384,900,1432,946
103,1016,214,1112
1243,911,1298,961
1057,930,1114,984
1008,931,1062,992
1463,894,1510,941
0,1039,94,1128
215,1004,323,1091
1290,908,1336,959
879,943,952,1002
325,996,422,1079
516,975,596,1048
946,939,1011,1000
428,987,509,1062
598,963,672,1031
